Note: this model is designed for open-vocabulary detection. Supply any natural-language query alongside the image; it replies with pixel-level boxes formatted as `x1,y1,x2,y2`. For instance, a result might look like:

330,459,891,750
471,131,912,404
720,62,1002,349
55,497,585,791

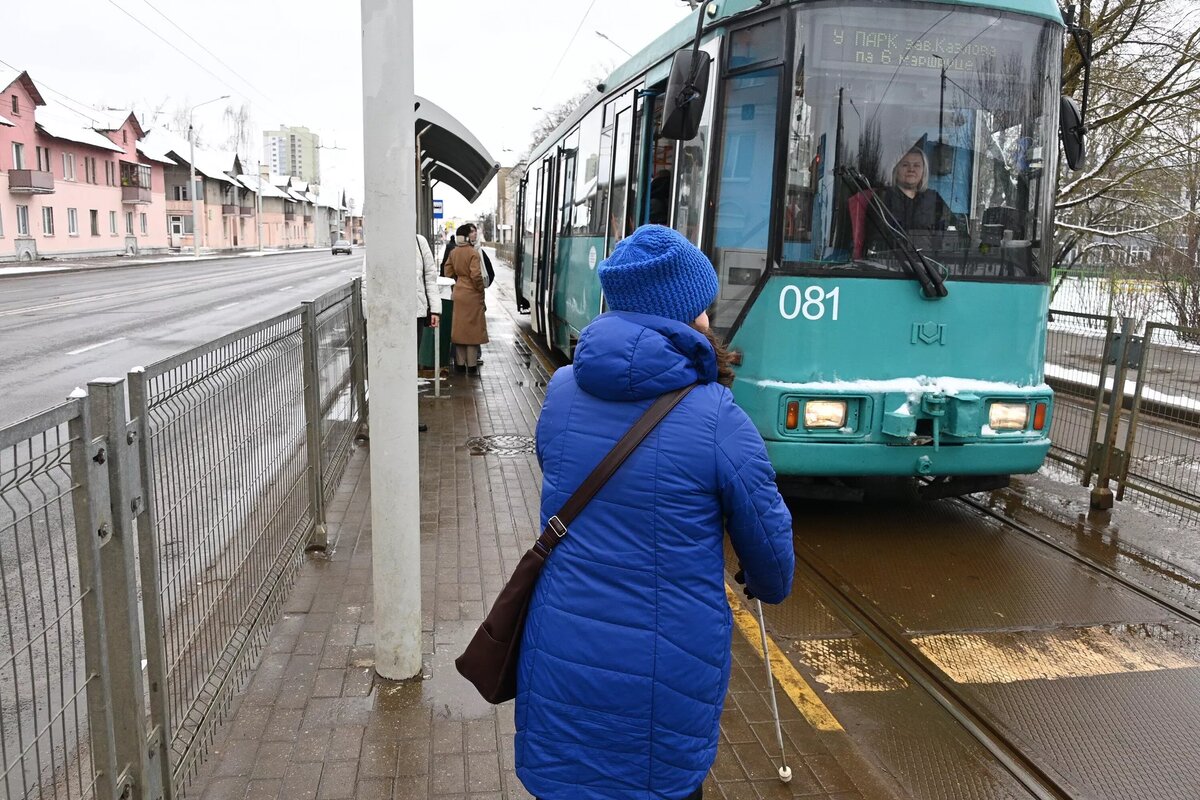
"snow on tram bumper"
745,376,1053,477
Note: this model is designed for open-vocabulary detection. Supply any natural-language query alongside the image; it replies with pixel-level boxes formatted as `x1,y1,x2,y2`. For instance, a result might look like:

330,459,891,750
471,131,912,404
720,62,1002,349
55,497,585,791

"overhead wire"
0,56,105,122
133,0,274,106
532,0,601,111
104,0,247,102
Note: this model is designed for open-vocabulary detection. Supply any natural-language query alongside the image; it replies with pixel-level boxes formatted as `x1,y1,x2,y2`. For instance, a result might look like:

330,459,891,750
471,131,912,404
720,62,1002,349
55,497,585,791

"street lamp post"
187,95,229,258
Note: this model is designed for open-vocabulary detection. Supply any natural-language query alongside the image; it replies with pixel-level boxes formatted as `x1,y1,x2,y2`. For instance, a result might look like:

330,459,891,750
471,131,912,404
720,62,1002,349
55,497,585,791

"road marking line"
67,337,126,356
278,285,294,291
216,302,241,310
726,584,844,732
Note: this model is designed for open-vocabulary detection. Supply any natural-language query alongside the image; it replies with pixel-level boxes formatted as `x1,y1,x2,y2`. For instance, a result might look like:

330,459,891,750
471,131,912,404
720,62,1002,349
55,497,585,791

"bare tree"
223,102,255,162
478,210,496,241
1152,113,1200,335
1055,0,1200,272
526,86,594,156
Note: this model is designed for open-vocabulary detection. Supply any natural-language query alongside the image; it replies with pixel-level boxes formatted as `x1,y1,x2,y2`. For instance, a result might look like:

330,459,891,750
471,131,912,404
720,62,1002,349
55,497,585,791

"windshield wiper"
837,165,949,299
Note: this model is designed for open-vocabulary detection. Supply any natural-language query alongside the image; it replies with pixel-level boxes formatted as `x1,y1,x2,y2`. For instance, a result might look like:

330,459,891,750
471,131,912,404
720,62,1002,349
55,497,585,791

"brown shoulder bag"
455,384,695,704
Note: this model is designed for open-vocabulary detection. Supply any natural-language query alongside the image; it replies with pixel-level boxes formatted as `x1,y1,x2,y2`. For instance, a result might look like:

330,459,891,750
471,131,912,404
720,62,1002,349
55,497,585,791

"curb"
0,247,349,281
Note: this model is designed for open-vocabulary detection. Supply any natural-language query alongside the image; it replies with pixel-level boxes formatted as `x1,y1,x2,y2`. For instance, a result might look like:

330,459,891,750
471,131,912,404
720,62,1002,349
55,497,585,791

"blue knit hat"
598,225,718,323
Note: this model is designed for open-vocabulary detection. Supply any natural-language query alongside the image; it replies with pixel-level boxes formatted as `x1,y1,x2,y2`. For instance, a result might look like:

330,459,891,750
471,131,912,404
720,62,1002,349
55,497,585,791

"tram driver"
851,146,952,259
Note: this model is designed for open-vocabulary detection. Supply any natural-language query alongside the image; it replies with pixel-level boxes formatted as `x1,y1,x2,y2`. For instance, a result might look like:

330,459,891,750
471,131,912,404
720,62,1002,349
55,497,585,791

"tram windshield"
781,2,1059,281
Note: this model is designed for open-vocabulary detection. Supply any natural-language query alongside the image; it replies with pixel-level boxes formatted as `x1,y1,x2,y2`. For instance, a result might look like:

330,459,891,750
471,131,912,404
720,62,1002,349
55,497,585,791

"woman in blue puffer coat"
515,225,795,800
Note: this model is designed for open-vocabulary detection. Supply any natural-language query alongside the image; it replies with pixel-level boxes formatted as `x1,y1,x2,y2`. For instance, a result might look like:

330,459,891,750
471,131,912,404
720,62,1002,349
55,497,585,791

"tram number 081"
780,286,840,321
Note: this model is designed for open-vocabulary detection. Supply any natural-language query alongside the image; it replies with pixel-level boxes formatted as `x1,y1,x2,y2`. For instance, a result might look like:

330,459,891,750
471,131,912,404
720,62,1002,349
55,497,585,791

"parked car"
332,238,352,255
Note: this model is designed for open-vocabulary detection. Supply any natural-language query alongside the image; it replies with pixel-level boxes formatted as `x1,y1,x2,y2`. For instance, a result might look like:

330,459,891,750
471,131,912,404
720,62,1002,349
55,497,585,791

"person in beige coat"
443,223,488,372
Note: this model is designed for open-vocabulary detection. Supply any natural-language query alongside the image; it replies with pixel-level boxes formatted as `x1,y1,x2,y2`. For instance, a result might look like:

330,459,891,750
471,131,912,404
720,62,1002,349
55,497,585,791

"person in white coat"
415,233,440,432
416,233,441,329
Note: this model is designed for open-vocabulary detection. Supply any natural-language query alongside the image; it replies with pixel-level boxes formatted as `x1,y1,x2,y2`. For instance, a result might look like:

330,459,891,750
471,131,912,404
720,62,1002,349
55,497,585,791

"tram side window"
531,164,543,270
630,94,646,226
572,108,604,237
607,105,634,254
648,98,676,227
708,67,781,336
558,131,578,237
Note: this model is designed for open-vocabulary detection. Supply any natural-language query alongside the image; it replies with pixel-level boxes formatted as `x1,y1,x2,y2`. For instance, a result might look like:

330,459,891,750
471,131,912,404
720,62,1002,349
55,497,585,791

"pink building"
236,173,290,249
0,68,168,262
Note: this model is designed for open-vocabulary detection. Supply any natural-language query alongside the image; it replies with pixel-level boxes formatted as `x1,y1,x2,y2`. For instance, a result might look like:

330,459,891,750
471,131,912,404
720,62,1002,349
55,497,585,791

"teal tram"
514,0,1092,497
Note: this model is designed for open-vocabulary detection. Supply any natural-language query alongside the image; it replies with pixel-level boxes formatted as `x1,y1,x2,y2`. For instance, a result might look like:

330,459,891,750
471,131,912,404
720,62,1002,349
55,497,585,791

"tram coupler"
918,474,1010,500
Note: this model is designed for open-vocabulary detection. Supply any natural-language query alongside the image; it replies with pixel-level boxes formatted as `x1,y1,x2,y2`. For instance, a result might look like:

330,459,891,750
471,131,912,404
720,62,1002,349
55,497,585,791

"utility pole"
362,0,420,679
187,95,228,259
256,161,264,251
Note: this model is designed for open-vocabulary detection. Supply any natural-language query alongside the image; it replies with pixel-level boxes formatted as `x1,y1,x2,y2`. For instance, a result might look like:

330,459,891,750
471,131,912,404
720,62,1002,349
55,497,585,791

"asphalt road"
0,249,364,426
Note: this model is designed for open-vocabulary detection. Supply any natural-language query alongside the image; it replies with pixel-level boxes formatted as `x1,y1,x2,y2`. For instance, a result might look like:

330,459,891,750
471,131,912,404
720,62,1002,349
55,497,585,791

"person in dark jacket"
515,224,795,800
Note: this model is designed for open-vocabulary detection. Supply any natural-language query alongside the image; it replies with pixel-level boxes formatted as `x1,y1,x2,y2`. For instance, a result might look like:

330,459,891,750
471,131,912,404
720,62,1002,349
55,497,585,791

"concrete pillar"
361,0,421,679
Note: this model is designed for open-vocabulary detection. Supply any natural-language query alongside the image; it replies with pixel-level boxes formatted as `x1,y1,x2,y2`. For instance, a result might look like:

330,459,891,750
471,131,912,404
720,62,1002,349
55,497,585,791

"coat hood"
573,311,717,401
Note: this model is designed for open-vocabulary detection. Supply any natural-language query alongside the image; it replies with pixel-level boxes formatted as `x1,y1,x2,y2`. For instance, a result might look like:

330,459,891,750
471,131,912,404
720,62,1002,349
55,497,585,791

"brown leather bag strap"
533,384,696,557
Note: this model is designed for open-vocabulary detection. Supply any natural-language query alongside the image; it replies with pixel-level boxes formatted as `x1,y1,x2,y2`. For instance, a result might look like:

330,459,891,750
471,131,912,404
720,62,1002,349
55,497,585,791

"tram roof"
529,0,1063,164
415,95,499,205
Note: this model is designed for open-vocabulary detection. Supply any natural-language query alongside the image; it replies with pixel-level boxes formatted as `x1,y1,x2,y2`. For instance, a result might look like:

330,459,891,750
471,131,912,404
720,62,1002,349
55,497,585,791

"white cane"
754,598,792,783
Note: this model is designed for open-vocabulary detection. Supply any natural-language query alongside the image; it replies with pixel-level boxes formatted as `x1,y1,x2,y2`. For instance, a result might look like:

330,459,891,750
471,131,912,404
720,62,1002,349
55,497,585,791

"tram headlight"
804,400,847,429
988,402,1029,431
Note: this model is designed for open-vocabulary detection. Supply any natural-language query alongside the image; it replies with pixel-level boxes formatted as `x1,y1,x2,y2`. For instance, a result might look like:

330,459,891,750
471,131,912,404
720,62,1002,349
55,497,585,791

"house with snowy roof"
0,68,170,261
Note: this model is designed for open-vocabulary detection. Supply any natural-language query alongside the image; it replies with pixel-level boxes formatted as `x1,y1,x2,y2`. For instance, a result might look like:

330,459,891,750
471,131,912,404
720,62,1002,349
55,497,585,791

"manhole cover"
465,435,536,456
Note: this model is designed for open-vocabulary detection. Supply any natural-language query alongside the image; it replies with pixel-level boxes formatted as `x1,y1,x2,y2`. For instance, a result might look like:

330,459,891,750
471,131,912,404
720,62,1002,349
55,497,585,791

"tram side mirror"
661,49,713,141
1060,96,1086,170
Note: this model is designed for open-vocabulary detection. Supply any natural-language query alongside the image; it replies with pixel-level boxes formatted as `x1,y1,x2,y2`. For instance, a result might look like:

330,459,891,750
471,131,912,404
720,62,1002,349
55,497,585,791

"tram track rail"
954,494,1200,630
793,537,1090,800
794,488,1200,800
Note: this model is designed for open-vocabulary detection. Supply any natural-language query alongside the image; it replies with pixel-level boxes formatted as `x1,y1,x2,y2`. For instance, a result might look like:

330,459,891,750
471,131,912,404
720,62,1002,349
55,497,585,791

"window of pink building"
9,95,17,115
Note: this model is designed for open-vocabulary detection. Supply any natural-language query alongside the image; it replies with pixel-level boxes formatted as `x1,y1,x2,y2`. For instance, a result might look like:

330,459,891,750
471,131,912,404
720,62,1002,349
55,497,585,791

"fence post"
67,391,121,800
1080,315,1117,487
1115,325,1154,502
127,368,175,799
1090,319,1134,511
350,277,369,429
87,378,164,800
301,301,328,549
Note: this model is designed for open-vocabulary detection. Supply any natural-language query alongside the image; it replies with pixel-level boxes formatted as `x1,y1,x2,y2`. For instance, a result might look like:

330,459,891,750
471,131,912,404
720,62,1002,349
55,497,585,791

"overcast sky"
4,0,692,220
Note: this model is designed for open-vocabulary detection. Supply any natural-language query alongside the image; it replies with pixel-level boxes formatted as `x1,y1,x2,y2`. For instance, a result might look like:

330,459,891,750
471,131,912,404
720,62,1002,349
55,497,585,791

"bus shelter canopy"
416,95,499,205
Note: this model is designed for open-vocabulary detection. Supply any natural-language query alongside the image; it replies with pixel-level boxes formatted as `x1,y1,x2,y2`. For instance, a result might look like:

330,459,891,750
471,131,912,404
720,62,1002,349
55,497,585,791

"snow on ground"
0,265,69,275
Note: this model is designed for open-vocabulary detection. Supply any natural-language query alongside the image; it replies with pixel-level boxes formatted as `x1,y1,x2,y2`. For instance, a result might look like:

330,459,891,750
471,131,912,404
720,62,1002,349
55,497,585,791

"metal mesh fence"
1,280,365,798
312,285,360,506
1044,311,1115,477
138,308,313,786
1118,323,1200,520
0,402,98,800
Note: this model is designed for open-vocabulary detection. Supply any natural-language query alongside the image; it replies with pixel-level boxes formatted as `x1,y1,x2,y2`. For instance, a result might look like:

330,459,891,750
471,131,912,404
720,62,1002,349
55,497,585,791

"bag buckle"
547,515,567,538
